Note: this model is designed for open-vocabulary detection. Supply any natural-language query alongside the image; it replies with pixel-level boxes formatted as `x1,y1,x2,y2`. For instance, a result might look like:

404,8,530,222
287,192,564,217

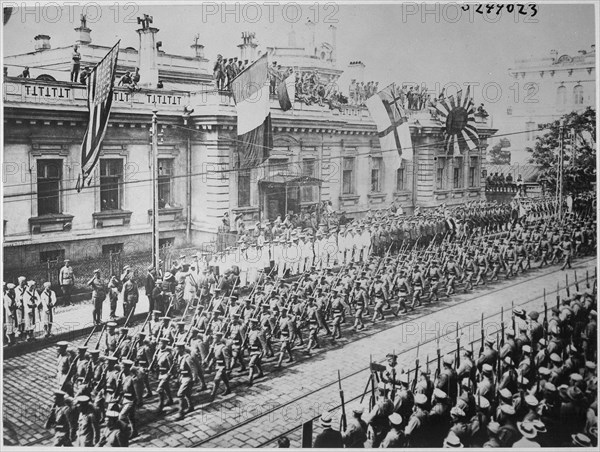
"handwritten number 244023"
461,4,538,17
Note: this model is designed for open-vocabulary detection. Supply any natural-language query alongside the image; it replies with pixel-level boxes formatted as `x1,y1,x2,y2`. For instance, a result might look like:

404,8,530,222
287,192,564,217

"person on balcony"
71,45,81,82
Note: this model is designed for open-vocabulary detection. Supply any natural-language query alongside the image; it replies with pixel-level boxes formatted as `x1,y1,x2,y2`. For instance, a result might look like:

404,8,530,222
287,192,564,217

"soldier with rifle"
410,262,425,309
275,307,294,368
45,390,74,446
118,359,138,438
174,340,198,418
246,318,265,385
370,276,389,322
153,337,174,414
350,280,368,329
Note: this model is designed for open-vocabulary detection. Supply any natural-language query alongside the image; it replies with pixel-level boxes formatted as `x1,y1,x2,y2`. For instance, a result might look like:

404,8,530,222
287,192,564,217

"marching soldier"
175,341,197,419
209,331,232,398
45,390,73,446
247,318,265,385
370,277,389,322
443,255,461,296
560,234,574,270
227,314,246,373
351,281,368,329
104,321,119,355
410,263,425,309
74,395,100,447
427,259,442,301
133,332,153,404
96,408,130,447
275,307,294,368
119,359,138,438
74,345,91,396
56,341,73,396
330,290,345,340
154,337,174,414
188,327,208,390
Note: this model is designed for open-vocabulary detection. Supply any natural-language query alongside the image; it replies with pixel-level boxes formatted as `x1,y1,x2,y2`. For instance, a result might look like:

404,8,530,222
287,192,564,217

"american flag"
76,41,120,192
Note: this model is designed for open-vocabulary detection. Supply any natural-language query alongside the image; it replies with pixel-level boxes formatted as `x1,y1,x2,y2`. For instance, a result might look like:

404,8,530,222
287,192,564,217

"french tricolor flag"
231,53,272,169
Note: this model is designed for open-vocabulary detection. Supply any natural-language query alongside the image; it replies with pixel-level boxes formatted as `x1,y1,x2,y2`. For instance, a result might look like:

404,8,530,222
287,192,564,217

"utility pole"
557,118,565,222
151,108,160,270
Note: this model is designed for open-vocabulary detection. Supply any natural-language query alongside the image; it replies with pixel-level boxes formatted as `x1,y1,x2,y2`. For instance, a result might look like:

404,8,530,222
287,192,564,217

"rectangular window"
158,158,173,208
436,157,446,190
469,157,478,188
396,166,406,191
159,237,174,248
238,169,251,207
100,159,123,211
371,157,383,193
267,158,288,178
342,157,355,194
39,249,65,263
102,243,123,255
37,159,62,215
301,158,316,202
453,158,463,189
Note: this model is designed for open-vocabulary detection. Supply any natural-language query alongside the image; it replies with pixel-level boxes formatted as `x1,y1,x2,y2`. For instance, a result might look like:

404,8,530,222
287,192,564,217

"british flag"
76,41,120,192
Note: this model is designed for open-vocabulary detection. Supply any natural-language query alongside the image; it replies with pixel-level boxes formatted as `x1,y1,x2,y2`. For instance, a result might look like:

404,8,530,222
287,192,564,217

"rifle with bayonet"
338,370,347,432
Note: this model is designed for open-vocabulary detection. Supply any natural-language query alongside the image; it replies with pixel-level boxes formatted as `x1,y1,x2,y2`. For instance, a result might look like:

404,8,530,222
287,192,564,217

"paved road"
2,258,595,447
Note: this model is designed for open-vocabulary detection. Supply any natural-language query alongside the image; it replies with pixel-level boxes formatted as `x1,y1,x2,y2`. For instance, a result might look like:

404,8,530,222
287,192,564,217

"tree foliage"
487,138,511,165
528,107,596,194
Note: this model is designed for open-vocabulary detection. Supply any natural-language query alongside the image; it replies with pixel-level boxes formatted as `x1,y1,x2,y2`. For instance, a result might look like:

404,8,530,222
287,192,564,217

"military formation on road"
21,196,596,447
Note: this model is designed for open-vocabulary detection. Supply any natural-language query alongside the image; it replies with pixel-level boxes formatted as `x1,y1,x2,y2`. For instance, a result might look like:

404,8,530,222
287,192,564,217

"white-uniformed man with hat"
40,281,57,337
23,280,39,341
175,340,197,419
404,393,429,447
342,404,367,447
15,276,27,338
380,412,404,447
4,282,17,345
154,336,174,413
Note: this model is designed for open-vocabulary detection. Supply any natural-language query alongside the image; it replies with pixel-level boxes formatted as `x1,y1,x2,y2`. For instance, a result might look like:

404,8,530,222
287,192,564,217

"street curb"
3,312,148,359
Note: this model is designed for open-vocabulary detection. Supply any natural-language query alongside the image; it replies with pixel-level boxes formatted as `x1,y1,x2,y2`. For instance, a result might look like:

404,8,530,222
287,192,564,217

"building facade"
3,19,496,267
502,44,596,164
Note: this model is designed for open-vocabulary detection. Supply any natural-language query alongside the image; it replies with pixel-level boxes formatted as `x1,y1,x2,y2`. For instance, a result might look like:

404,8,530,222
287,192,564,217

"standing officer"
59,259,75,306
122,274,139,320
24,280,39,341
88,269,106,326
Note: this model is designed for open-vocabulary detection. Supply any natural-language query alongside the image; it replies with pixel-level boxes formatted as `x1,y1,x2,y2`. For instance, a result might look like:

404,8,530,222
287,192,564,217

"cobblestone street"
3,258,595,447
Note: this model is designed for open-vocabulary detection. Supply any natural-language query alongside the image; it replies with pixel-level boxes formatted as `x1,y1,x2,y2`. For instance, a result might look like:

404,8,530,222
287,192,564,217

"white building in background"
501,44,596,165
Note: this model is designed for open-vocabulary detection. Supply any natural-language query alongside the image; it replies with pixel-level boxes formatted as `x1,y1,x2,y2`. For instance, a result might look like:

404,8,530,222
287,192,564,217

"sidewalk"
3,289,149,358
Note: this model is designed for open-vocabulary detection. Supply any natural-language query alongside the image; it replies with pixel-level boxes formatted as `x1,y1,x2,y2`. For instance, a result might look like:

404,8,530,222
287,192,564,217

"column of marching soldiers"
44,199,596,447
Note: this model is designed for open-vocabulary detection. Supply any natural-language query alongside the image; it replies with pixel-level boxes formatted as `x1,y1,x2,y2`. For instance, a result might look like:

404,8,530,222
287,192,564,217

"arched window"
556,85,567,106
573,85,584,105
36,74,56,82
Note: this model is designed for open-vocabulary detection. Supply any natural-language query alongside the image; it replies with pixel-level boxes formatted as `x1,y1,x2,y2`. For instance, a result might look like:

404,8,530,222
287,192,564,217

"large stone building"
502,44,596,164
3,17,496,267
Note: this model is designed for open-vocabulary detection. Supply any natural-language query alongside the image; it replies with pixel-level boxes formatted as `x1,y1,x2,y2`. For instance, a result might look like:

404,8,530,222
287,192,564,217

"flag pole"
151,108,160,269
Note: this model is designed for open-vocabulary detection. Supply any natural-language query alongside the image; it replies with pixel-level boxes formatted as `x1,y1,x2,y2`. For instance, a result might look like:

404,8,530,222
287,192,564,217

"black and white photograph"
1,0,598,449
